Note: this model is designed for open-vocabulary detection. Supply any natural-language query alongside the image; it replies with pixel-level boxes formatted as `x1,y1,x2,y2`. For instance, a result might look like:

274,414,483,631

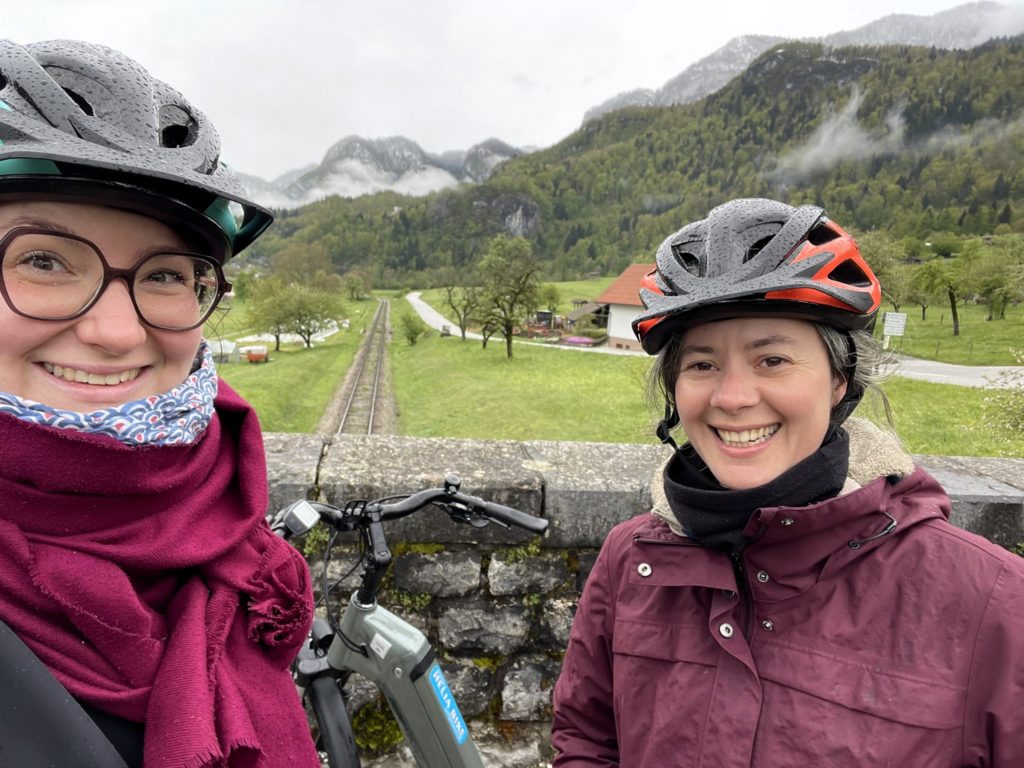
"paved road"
884,357,1021,389
405,293,1024,386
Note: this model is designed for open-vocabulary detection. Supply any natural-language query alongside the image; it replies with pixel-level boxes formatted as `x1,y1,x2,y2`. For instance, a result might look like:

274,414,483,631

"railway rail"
336,298,390,435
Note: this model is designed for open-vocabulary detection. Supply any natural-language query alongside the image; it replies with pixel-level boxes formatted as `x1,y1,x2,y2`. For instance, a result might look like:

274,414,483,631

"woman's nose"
72,278,148,352
709,366,760,412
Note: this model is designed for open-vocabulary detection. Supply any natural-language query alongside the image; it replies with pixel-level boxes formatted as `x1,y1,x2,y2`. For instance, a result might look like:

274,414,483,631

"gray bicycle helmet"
633,198,881,355
0,39,272,260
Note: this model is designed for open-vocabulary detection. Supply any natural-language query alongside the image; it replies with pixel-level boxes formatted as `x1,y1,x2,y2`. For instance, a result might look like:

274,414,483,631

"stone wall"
265,432,1024,768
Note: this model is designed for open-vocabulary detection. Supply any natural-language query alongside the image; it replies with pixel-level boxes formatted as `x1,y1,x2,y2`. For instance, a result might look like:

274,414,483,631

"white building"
596,263,654,351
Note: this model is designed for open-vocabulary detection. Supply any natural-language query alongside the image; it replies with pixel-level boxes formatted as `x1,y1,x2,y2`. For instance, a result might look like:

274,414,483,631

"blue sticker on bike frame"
428,663,469,745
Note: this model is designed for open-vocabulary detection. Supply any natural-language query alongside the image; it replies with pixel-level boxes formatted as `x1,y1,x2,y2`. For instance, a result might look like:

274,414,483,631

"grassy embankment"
203,297,376,432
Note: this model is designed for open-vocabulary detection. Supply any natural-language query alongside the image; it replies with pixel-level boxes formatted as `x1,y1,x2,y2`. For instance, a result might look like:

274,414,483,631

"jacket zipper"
729,551,754,640
632,535,702,548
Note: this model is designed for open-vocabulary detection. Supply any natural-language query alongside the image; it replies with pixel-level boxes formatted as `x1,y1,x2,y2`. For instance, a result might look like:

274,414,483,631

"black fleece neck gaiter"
663,428,850,553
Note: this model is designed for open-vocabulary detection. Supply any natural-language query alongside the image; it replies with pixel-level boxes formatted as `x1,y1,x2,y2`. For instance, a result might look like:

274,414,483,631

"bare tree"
444,283,481,341
478,235,540,359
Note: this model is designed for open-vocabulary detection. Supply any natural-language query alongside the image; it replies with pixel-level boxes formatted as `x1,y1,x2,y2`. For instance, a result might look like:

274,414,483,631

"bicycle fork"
328,593,485,768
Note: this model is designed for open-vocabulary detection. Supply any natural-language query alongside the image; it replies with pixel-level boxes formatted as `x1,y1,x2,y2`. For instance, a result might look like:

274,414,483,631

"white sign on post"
883,312,907,337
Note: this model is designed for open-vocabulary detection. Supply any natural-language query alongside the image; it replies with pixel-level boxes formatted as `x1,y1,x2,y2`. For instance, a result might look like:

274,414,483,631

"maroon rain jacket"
552,457,1024,767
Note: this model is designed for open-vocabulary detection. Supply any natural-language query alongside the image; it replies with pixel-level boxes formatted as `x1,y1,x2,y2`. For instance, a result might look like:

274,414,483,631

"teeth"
42,363,140,386
716,425,779,446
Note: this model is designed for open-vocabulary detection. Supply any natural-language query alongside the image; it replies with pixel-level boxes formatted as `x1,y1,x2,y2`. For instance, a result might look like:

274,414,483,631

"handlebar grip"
481,500,548,534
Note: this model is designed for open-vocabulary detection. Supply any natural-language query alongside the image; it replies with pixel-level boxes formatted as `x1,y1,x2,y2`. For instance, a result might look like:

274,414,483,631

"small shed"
208,338,240,364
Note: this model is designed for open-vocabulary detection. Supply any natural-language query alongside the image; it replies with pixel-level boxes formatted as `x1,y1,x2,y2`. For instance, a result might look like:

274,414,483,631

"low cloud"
767,88,904,183
766,88,1024,185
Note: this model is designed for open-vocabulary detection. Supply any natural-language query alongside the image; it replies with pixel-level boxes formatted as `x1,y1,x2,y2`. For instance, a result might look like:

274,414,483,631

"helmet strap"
830,331,862,425
656,403,680,451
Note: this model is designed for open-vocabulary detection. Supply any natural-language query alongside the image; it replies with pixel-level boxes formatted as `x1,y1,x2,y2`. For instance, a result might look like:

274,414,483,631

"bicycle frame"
326,593,483,768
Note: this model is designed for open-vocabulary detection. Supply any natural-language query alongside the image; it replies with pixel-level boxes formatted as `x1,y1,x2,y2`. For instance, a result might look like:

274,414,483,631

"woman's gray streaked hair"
648,322,895,435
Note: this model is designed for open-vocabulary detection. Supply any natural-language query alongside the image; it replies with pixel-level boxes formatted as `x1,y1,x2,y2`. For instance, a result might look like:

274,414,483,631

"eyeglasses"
0,227,231,331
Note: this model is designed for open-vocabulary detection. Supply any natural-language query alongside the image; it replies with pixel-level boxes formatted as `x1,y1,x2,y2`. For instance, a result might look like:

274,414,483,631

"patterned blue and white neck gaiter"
0,342,218,446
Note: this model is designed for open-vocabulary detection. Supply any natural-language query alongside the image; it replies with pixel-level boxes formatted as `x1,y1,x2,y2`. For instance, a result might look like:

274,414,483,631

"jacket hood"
652,417,916,532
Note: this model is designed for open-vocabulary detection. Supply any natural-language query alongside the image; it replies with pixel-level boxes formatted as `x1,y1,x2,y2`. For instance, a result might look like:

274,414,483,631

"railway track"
336,299,390,435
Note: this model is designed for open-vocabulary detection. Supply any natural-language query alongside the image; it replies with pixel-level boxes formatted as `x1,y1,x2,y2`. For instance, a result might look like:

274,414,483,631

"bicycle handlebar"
370,488,548,534
271,478,548,539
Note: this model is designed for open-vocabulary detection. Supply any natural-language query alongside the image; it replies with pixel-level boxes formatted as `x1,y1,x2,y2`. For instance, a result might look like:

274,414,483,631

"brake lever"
442,502,503,529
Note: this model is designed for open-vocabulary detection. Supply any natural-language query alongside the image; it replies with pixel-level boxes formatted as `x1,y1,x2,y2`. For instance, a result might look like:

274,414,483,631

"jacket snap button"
780,517,795,526
721,589,736,599
719,622,734,638
762,619,775,632
756,570,770,583
637,563,652,577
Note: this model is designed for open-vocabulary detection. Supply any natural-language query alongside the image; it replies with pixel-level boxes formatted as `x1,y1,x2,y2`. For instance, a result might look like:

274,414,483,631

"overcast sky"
5,0,1018,180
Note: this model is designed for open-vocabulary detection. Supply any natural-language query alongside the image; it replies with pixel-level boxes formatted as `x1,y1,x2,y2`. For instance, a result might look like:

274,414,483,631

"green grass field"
391,303,656,443
390,300,1024,457
882,301,1021,366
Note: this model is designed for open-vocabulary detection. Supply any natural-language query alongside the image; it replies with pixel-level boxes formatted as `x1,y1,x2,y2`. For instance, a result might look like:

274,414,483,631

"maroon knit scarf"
0,381,319,768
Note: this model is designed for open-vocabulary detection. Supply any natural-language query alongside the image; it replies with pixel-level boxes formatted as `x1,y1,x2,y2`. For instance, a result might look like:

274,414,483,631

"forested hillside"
243,37,1024,286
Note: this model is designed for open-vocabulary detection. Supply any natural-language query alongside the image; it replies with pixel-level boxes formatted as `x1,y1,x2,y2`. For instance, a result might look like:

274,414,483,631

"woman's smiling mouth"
714,424,780,447
42,363,142,386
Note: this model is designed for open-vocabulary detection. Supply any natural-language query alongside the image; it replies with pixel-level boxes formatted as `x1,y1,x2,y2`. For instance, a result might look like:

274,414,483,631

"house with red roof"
596,263,654,351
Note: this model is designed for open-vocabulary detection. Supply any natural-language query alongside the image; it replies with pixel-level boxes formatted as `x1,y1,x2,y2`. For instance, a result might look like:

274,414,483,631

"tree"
538,283,561,326
444,283,481,341
248,276,291,351
248,277,344,350
478,235,540,359
286,285,345,348
342,273,365,301
914,257,972,336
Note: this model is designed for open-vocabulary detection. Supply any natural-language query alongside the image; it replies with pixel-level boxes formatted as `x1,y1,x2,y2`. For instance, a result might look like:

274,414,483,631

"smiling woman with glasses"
0,40,321,768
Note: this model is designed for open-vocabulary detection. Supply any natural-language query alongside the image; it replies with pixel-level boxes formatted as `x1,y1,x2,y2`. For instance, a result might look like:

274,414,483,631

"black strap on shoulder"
0,620,130,768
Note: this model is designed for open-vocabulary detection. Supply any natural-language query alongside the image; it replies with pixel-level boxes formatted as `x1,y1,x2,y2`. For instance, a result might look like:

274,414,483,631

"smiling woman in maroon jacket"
0,40,320,767
551,199,1024,767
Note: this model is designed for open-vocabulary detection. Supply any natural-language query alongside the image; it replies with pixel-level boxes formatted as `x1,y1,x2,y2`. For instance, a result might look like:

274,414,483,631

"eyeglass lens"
1,231,220,329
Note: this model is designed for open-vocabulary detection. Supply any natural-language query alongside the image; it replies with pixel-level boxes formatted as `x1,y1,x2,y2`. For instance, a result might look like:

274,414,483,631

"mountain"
242,136,522,209
583,1,1024,123
584,35,785,123
242,35,1024,286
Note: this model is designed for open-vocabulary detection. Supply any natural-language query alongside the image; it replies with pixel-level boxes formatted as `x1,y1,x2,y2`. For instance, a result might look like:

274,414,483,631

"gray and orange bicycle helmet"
0,39,272,261
633,198,882,437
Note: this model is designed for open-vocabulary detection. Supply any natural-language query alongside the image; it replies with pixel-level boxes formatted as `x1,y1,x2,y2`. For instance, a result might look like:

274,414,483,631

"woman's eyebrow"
679,343,715,357
680,334,799,356
1,216,75,235
748,334,798,349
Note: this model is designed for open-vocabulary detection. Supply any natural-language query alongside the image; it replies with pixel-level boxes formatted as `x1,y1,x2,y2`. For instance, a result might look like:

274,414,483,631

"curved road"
405,292,1024,387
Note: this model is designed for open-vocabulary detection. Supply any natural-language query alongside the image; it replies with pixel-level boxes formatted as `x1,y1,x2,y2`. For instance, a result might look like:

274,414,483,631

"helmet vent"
745,236,773,262
807,224,839,245
161,124,191,149
62,88,94,116
828,259,873,287
673,247,701,276
0,72,7,90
